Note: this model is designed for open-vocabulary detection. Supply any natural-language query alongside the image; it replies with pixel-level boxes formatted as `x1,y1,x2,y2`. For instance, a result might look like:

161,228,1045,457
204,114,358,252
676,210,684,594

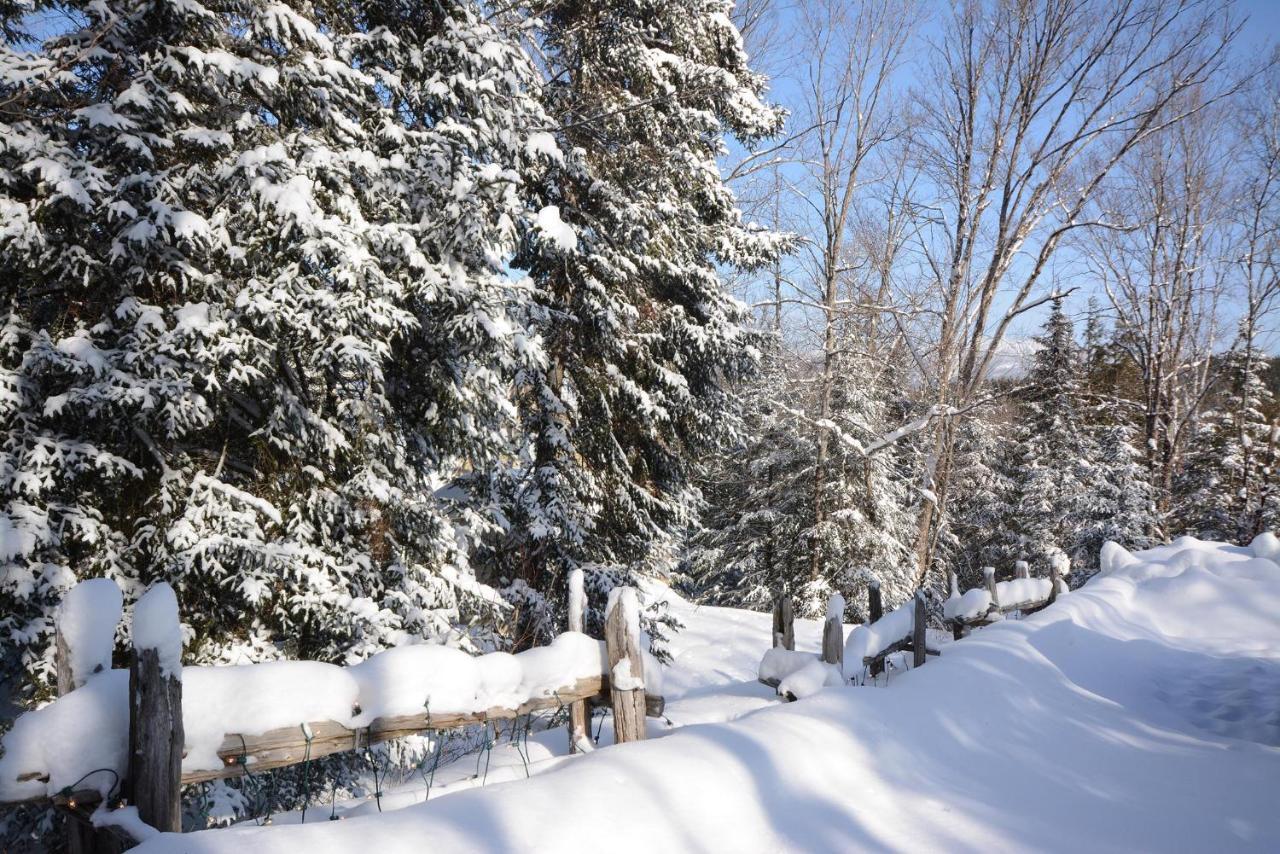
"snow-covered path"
137,538,1280,853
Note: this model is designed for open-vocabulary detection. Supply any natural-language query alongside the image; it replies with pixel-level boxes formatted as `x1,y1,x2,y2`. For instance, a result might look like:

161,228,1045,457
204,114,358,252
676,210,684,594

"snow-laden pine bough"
0,576,664,849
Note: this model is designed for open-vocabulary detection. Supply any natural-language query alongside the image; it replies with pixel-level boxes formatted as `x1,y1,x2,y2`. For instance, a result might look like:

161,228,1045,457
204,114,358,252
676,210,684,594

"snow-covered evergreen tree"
0,0,560,697
692,344,915,619
937,414,1018,589
1002,300,1099,573
1177,331,1280,543
489,0,786,642
1077,423,1159,575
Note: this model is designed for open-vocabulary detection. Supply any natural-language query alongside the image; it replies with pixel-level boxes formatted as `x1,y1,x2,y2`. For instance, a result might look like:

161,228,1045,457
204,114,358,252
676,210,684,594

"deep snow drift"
131,537,1280,852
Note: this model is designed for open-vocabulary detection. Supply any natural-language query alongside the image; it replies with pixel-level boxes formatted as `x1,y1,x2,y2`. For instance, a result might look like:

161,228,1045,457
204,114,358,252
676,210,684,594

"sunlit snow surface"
135,537,1280,853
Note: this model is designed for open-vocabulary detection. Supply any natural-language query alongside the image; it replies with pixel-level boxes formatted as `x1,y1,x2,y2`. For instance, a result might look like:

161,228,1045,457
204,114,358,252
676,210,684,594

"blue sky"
733,0,1280,354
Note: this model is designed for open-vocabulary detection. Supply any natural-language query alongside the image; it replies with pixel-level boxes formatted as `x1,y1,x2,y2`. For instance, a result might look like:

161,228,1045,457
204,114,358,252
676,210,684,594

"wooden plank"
128,646,183,833
605,587,646,744
862,637,942,667
912,591,928,668
1048,556,1062,606
1015,560,1030,579
188,676,612,784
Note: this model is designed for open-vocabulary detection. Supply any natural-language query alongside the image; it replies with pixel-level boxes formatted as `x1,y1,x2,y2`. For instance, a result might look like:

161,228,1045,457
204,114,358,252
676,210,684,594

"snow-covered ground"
134,537,1280,852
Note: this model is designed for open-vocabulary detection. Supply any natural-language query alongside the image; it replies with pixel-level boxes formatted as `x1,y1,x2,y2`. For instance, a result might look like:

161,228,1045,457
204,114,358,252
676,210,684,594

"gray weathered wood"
566,570,591,754
128,647,183,833
983,566,999,610
912,591,928,668
862,638,941,668
867,580,884,676
1015,560,1030,579
821,616,843,670
605,588,646,744
772,595,795,650
1048,558,1061,606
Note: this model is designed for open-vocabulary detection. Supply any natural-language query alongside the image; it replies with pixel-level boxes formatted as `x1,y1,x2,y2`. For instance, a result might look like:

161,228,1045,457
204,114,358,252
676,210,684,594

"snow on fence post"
1015,560,1030,580
867,579,884,676
983,566,999,610
771,595,795,650
822,594,844,671
912,591,927,669
128,583,184,834
56,580,124,854
605,586,646,744
566,569,592,754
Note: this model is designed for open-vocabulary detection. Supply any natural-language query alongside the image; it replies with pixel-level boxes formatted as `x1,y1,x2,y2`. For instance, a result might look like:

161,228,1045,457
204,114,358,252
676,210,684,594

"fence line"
1,580,661,850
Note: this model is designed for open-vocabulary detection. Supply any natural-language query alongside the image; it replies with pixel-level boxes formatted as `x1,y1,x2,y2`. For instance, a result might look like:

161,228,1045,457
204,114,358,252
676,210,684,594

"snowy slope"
135,538,1280,852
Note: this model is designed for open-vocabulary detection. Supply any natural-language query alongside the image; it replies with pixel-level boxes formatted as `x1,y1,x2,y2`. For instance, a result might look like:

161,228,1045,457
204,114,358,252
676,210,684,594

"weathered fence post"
912,590,927,668
566,569,592,753
56,580,124,854
983,566,999,610
1048,553,1066,605
128,583,184,833
605,586,646,744
771,594,795,650
948,572,965,641
867,579,884,676
1015,560,1030,580
821,594,844,672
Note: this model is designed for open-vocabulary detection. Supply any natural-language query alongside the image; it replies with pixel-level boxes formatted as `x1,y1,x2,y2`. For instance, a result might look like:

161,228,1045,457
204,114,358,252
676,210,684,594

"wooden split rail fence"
764,558,1067,692
1,574,662,851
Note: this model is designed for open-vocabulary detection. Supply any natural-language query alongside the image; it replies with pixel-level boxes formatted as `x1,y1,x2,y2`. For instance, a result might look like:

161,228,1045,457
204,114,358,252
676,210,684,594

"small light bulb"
67,799,76,810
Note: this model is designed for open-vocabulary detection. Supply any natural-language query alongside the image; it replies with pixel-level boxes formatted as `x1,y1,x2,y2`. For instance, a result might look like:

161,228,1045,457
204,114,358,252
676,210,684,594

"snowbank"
130,537,1280,853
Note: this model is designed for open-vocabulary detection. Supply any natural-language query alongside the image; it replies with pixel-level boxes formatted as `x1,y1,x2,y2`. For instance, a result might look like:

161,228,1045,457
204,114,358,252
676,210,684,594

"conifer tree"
1,0,558,695
1003,300,1098,571
1178,330,1280,542
493,0,786,641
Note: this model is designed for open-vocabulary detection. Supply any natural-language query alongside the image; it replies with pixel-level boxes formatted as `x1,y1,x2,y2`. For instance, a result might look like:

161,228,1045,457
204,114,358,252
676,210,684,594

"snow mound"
1250,531,1280,561
777,659,843,700
757,648,815,684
